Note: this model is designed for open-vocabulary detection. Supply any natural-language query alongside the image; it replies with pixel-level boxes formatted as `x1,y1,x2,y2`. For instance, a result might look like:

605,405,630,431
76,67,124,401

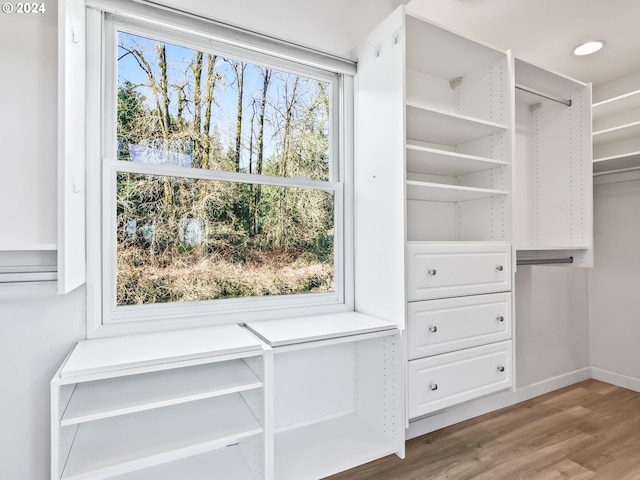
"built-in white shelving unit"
592,71,640,174
354,5,515,426
51,325,266,480
514,58,593,266
245,313,403,480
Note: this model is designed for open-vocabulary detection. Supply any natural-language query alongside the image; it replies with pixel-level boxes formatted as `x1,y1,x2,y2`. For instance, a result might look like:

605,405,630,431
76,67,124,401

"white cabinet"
514,58,593,266
592,71,640,174
408,341,512,418
52,315,402,480
406,242,511,301
51,325,266,480
355,6,515,422
407,292,512,359
245,313,403,480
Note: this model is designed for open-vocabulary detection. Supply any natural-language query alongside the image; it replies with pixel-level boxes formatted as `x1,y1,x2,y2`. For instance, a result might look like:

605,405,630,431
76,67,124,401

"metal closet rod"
517,256,574,266
515,83,572,107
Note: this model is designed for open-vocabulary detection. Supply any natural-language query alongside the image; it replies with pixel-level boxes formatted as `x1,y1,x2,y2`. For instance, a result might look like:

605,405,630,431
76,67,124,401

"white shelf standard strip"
406,180,509,202
62,360,262,426
406,143,507,177
61,324,263,379
62,394,262,480
274,413,398,480
244,311,396,347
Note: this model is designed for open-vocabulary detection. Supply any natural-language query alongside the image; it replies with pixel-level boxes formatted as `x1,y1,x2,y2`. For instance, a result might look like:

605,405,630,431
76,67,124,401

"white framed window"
85,1,355,336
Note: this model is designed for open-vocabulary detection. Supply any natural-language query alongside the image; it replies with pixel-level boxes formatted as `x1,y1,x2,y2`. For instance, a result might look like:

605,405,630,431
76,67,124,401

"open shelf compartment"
61,359,262,426
61,394,263,480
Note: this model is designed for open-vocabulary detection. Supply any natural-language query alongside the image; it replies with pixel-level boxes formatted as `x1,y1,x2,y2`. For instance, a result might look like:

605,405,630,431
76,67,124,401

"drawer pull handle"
496,265,504,272
497,366,505,372
427,269,437,276
429,383,438,391
428,326,438,333
496,315,504,322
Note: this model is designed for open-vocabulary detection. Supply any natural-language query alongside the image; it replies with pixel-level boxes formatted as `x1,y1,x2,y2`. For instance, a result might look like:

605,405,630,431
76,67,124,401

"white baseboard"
406,367,592,440
591,367,640,393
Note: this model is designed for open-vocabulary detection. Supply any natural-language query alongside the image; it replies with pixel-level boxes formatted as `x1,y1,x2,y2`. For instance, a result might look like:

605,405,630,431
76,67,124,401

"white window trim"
85,1,356,337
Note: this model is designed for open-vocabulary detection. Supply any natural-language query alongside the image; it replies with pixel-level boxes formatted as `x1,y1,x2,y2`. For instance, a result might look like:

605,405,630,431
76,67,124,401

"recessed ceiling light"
573,40,605,56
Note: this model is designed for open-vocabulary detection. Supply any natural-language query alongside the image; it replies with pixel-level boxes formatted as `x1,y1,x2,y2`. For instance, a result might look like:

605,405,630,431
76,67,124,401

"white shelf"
0,243,56,251
406,143,506,177
592,89,640,120
593,152,640,173
405,13,504,80
406,102,508,146
108,446,257,480
593,121,640,146
62,360,262,426
406,180,508,202
274,414,398,480
62,394,263,480
517,245,589,251
245,312,396,347
61,324,263,379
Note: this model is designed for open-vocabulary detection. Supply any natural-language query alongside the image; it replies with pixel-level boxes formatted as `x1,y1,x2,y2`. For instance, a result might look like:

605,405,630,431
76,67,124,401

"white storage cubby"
592,71,640,174
514,58,593,266
51,324,266,480
245,313,403,480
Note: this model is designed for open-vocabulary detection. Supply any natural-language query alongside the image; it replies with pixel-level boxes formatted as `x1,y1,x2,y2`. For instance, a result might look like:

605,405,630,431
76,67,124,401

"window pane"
116,173,335,306
117,32,331,181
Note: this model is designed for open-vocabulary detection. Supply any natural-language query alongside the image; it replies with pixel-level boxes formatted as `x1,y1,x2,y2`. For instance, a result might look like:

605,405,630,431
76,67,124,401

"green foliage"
116,35,335,305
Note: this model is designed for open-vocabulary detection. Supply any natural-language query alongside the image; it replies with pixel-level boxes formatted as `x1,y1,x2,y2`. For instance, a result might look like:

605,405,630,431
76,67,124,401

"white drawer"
406,243,512,301
407,292,512,359
408,341,512,419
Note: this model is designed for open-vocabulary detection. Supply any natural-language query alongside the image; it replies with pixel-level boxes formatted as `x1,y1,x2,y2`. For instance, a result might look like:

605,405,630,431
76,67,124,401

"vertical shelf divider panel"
51,324,267,480
514,58,593,267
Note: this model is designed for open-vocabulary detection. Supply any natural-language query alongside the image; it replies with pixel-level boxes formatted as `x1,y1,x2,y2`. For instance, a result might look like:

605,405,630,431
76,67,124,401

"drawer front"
406,243,511,301
407,292,512,359
408,341,512,419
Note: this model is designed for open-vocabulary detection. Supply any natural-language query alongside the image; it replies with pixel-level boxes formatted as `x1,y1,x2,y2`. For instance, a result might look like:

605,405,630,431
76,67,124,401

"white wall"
156,0,409,59
0,3,86,479
0,0,57,247
590,173,640,390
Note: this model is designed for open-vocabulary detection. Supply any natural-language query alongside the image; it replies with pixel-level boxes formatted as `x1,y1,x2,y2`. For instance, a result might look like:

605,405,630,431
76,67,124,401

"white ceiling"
406,0,640,87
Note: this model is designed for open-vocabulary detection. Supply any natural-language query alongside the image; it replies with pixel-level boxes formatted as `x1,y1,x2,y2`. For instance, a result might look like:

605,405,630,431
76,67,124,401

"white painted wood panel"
58,0,87,293
408,292,511,359
108,446,256,480
61,324,263,379
274,414,398,480
406,242,511,301
244,312,395,347
62,360,262,426
406,143,507,177
408,341,512,418
62,394,262,480
406,102,507,146
406,181,508,202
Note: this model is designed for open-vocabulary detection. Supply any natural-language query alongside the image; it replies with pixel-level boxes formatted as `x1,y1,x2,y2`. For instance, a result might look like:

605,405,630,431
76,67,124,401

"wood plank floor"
327,380,640,480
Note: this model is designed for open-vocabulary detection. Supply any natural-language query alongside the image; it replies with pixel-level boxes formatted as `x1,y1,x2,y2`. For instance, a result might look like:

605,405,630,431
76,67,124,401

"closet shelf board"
406,180,509,202
406,102,507,146
61,324,263,379
245,311,396,347
406,144,507,176
592,122,640,146
62,360,262,426
274,413,398,480
592,89,640,120
593,152,640,173
61,394,262,480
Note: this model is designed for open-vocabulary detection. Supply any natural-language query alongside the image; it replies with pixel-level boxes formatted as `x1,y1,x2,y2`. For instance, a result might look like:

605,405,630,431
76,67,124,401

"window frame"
85,3,355,337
